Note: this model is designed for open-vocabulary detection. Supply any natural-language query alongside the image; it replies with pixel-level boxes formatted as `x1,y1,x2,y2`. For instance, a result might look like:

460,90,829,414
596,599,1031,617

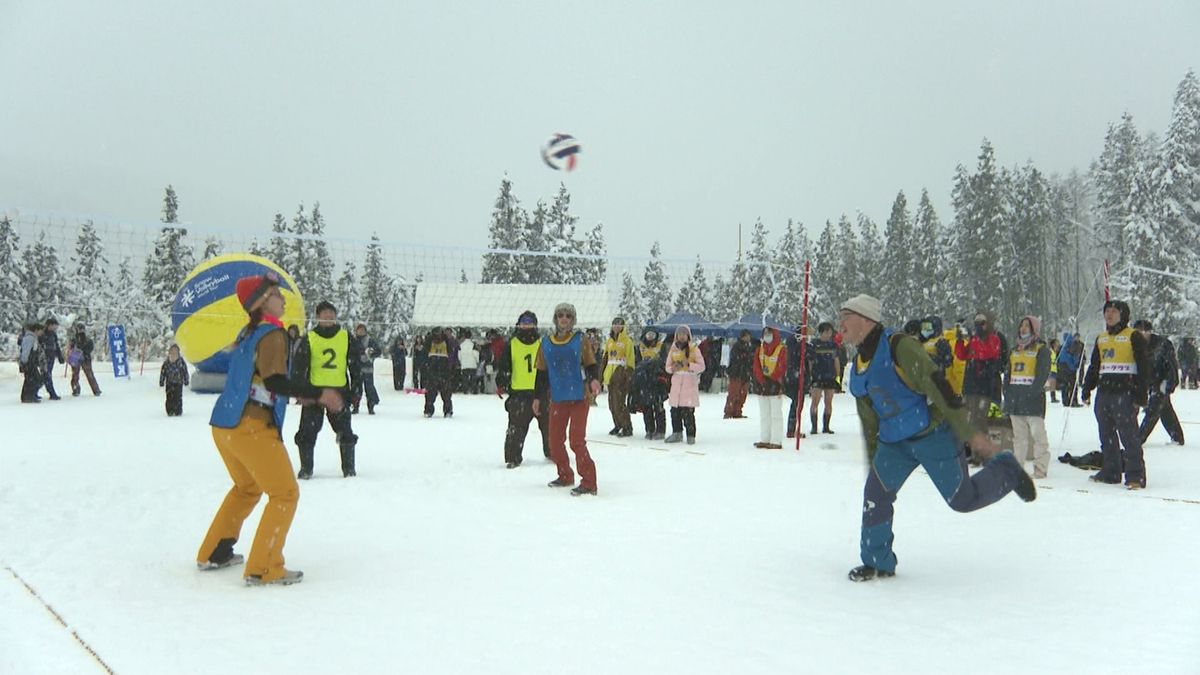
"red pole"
1103,259,1110,302
794,260,811,450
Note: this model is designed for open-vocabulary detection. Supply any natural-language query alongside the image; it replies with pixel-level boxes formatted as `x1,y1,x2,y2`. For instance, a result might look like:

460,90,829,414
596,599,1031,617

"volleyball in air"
171,254,305,374
541,133,581,171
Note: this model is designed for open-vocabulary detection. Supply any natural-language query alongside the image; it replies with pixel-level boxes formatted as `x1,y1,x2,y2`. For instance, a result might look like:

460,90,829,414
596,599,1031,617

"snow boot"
505,461,520,469
686,436,696,445
198,538,243,571
664,432,683,443
617,426,633,437
609,426,621,435
570,485,597,496
245,569,304,587
297,446,314,480
341,444,356,478
1013,466,1037,502
848,565,895,582
548,477,574,488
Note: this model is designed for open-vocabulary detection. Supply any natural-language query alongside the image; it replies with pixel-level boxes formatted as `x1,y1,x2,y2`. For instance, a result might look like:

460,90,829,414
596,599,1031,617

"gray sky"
2,1,1197,262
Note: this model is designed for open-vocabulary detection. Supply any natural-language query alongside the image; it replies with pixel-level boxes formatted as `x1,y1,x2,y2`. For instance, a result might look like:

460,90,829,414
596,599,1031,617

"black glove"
1081,390,1091,405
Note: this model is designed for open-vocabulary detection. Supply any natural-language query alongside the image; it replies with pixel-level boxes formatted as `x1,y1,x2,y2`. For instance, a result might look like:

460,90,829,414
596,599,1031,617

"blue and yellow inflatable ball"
171,254,305,374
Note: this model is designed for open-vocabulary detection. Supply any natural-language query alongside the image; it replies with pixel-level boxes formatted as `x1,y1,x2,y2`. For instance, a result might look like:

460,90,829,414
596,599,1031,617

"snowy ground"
1,360,1198,674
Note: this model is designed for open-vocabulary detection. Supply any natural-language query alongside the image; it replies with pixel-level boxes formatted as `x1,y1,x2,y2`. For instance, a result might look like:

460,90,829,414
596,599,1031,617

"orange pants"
724,377,749,417
197,415,299,582
549,400,597,490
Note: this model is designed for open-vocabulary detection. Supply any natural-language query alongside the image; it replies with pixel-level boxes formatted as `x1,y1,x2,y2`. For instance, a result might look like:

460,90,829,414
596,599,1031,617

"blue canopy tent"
645,311,727,338
722,314,796,338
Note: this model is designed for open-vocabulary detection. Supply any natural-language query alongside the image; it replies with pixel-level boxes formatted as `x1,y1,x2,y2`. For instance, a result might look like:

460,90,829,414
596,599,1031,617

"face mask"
763,334,774,344
676,339,688,348
1019,330,1031,339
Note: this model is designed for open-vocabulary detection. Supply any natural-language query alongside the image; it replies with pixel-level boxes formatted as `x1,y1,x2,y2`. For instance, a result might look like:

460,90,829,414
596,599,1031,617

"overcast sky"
2,1,1197,263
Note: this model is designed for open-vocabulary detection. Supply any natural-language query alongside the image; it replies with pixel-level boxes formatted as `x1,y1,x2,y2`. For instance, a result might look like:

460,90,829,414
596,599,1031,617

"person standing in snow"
752,326,787,449
839,293,1035,582
1004,316,1052,479
160,344,190,416
533,302,601,496
19,322,45,403
1080,300,1152,489
39,317,64,400
1135,319,1184,446
601,316,636,437
664,324,704,444
495,310,550,468
807,322,841,435
67,322,102,397
197,273,343,586
390,335,408,391
352,323,381,414
723,329,754,419
292,301,361,478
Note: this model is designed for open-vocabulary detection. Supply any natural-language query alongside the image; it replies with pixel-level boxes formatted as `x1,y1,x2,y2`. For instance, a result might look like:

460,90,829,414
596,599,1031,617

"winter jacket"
601,328,636,385
726,338,756,380
1146,334,1180,395
807,338,841,384
458,339,480,370
423,335,455,386
19,333,43,374
40,330,63,365
752,327,787,396
68,331,95,362
1081,321,1151,406
355,335,381,374
665,333,705,408
160,358,190,387
629,354,669,412
955,328,1003,399
1003,317,1050,417
1056,333,1085,373
390,341,407,365
1178,338,1198,369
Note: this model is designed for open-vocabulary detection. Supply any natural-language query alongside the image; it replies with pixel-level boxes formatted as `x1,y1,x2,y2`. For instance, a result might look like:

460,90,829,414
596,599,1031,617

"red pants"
549,400,597,490
724,377,749,417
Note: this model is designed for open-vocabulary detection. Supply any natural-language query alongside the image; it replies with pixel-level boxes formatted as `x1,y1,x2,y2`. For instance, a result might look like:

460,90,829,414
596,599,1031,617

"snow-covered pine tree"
770,219,806,328
201,236,222,260
548,183,583,284
142,186,195,310
811,219,839,320
1009,164,1052,322
523,201,550,283
270,212,292,273
306,202,336,304
618,271,644,327
833,214,858,307
855,212,883,312
584,223,607,284
21,232,66,322
460,269,469,283
1143,69,1200,332
709,273,730,322
69,220,110,324
161,185,179,225
641,241,672,324
719,259,750,323
674,257,712,317
745,219,774,315
912,189,946,319
481,175,525,284
359,234,396,333
882,192,915,316
952,140,1008,324
1091,113,1142,274
290,205,309,290
335,261,360,323
247,238,267,258
0,216,22,332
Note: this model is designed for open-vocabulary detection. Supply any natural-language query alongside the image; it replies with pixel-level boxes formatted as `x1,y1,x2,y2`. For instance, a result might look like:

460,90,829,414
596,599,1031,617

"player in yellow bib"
292,301,362,479
601,316,636,437
1004,316,1052,479
1080,300,1152,489
495,311,550,468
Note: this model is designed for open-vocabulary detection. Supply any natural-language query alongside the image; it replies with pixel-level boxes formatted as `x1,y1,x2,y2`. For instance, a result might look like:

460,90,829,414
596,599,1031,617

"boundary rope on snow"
4,565,117,675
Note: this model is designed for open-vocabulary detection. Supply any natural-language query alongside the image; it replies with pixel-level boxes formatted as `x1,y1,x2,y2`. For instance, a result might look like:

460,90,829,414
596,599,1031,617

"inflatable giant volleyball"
171,254,305,375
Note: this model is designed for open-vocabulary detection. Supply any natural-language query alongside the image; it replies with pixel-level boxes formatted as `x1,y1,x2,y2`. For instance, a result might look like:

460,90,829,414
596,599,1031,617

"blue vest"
210,324,289,432
849,329,930,443
542,332,585,403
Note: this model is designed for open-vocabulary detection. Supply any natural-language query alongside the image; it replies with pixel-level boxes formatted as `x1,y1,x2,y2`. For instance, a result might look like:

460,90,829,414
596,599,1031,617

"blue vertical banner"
107,324,130,379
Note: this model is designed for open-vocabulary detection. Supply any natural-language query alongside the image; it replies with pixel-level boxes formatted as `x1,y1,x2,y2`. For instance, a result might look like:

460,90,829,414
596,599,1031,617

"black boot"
822,413,833,434
848,565,895,582
341,444,356,478
810,412,819,436
297,445,314,480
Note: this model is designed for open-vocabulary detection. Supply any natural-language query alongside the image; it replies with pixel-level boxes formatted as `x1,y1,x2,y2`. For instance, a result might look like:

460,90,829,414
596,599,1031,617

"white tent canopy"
411,283,615,329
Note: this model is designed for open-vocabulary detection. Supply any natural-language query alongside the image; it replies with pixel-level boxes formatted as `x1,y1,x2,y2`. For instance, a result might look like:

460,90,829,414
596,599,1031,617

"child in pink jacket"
664,325,705,444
